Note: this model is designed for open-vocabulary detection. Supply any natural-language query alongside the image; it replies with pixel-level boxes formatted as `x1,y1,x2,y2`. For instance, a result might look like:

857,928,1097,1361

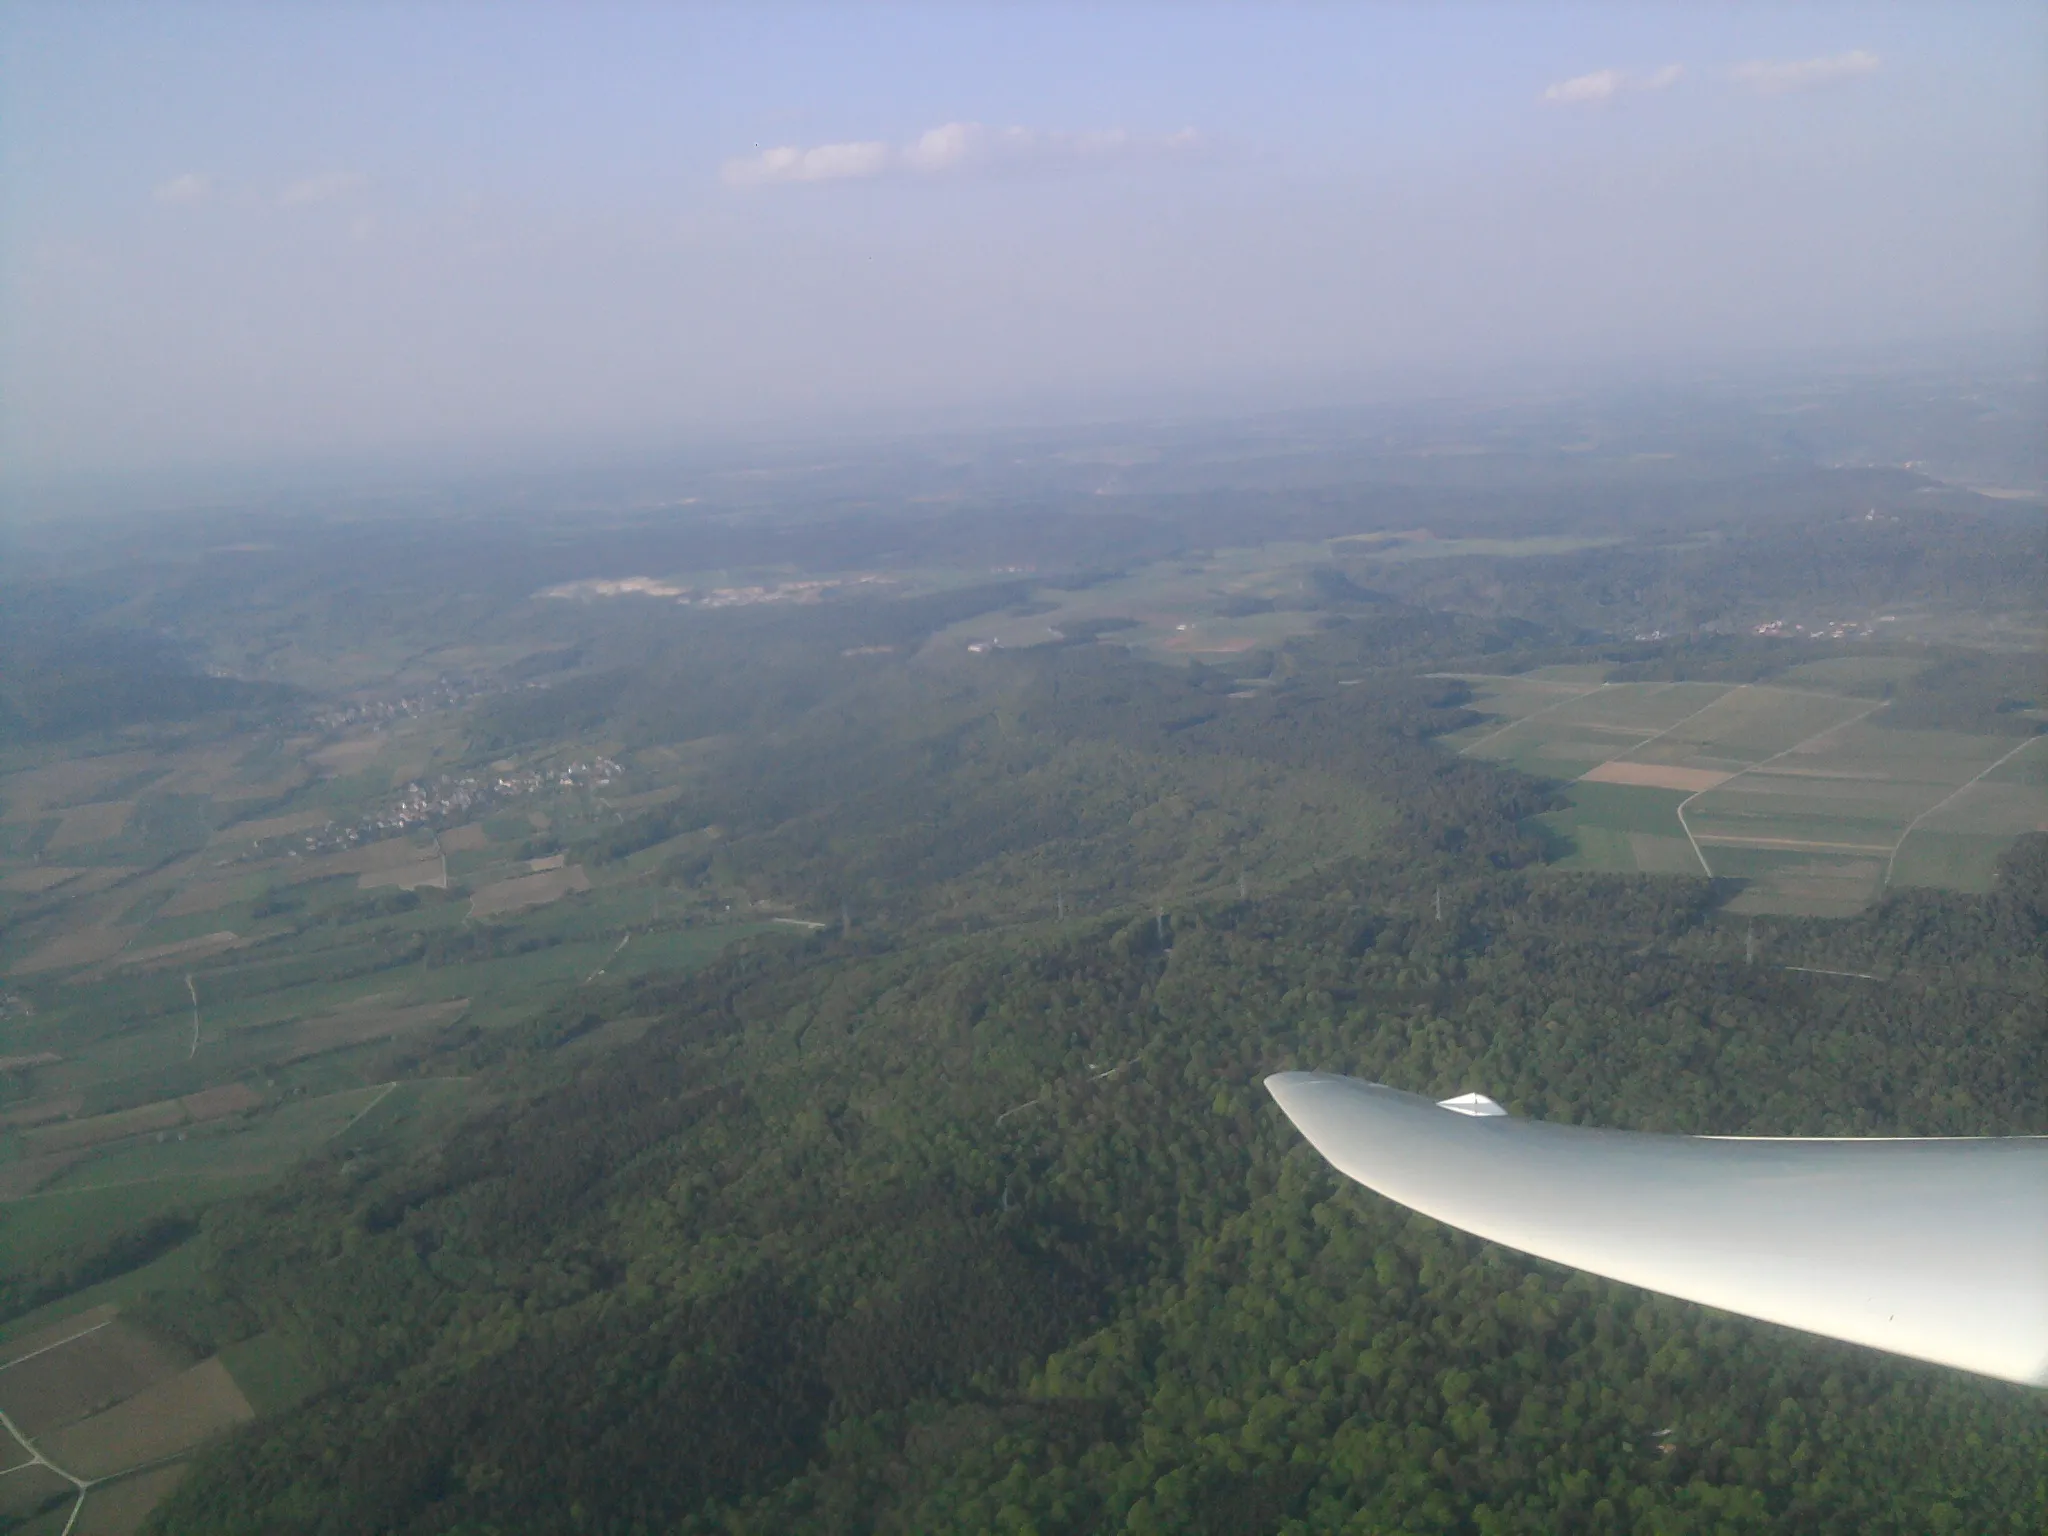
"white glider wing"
1265,1072,2048,1387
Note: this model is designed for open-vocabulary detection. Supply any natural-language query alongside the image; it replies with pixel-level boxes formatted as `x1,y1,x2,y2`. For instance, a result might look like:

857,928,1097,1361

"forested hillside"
3,469,2041,1536
133,642,2047,1533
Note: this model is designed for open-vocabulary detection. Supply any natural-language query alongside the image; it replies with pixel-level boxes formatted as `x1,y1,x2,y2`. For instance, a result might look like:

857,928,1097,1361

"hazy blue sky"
3,3,2043,480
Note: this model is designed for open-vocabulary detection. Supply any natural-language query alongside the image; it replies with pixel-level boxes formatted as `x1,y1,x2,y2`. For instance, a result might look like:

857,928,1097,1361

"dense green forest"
125,639,2046,1534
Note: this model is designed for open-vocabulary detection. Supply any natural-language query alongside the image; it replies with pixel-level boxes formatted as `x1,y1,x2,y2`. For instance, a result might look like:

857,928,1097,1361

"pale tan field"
13,925,131,976
1159,631,1265,654
155,876,262,919
0,755,155,824
146,746,245,797
109,930,244,971
0,1150,88,1201
469,864,590,917
39,1356,254,1480
284,838,433,884
0,1096,83,1130
1579,761,1732,792
211,766,313,803
0,1302,117,1368
279,998,470,1061
0,1318,190,1438
23,1097,190,1157
1,867,88,894
1,1305,120,1359
606,785,685,813
307,736,387,775
357,858,445,891
45,801,136,850
437,822,492,851
180,1083,265,1119
211,808,332,843
24,1083,262,1155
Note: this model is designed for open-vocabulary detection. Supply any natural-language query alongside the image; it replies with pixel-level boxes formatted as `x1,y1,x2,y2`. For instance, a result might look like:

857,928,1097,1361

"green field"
1451,674,2048,914
218,1330,321,1416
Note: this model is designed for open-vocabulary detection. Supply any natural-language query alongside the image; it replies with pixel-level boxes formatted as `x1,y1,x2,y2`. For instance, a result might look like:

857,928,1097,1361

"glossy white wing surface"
1265,1072,2048,1387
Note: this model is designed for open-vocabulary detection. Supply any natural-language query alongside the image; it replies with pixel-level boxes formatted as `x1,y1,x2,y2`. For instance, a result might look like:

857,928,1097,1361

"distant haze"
3,3,2043,487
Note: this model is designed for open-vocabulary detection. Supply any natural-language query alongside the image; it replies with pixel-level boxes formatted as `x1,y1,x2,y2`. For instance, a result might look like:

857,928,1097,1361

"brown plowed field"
468,864,590,917
13,926,131,976
0,1150,88,1201
110,931,244,970
72,1462,192,1535
0,1319,191,1438
24,1082,263,1155
0,755,155,824
46,801,137,850
358,858,445,891
0,1461,71,1520
212,808,332,843
280,998,470,1061
0,867,87,894
0,1096,83,1130
284,838,433,884
156,877,260,919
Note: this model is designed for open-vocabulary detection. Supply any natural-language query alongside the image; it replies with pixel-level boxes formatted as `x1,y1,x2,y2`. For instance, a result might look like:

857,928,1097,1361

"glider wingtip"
1264,1070,1340,1106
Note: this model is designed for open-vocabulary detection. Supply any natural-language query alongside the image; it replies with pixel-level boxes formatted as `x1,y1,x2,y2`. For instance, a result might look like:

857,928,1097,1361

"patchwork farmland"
0,1308,259,1533
1443,670,2048,915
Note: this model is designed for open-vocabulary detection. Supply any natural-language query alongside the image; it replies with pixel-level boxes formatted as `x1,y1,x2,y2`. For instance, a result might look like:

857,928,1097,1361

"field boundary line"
1696,835,1894,854
583,932,632,984
1,1398,197,1536
1457,684,1609,757
0,1406,87,1494
338,1080,401,1134
185,974,200,1058
1674,702,1887,878
0,1318,114,1373
1884,734,2044,888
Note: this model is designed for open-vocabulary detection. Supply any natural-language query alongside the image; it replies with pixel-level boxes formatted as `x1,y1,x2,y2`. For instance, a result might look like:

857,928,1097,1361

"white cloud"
1730,50,1880,94
281,170,370,206
152,172,213,204
723,123,1201,187
1542,65,1684,106
721,140,891,186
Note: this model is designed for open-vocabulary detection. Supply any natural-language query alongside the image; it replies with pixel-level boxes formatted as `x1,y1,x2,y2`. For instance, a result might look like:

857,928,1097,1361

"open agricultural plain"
1444,668,2048,915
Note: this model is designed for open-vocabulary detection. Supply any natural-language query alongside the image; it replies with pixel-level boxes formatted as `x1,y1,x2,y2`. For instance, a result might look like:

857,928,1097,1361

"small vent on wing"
1437,1092,1507,1117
